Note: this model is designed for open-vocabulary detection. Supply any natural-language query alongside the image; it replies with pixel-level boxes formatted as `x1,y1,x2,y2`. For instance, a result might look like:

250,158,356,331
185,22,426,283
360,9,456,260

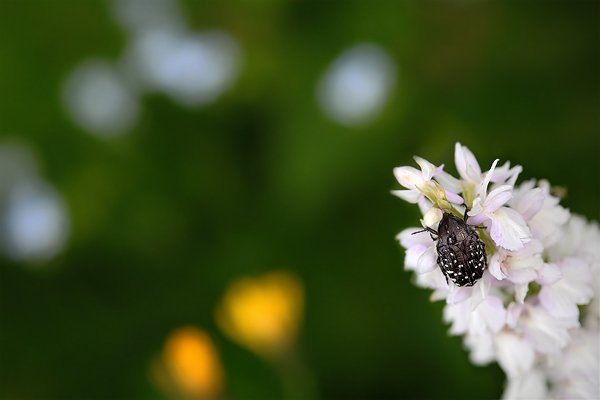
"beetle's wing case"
430,211,488,287
465,233,487,280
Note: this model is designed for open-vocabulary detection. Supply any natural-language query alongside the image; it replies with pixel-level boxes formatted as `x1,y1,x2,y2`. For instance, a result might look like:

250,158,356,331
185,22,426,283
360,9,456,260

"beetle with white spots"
413,211,487,287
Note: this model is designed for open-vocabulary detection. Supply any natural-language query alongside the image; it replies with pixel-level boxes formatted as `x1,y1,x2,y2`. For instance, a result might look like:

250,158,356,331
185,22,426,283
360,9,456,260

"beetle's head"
437,212,469,241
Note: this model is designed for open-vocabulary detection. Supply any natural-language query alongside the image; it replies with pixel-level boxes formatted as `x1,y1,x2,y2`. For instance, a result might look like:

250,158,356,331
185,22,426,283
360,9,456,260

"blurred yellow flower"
216,271,304,359
159,326,224,400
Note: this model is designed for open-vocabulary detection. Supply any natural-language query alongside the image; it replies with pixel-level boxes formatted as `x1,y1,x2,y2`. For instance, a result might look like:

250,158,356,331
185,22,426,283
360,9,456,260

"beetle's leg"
412,227,438,240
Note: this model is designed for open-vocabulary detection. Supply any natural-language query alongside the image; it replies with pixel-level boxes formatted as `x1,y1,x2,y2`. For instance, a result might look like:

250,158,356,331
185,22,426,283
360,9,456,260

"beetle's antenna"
412,227,438,237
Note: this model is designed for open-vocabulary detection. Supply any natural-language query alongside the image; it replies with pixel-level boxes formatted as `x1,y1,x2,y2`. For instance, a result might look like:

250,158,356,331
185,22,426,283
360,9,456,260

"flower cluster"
393,143,599,399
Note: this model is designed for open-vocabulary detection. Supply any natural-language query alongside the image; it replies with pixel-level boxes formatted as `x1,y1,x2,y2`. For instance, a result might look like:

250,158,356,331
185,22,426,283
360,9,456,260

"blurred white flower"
65,0,243,129
63,60,140,137
547,214,600,264
317,43,396,126
2,180,69,262
546,329,600,399
126,29,241,107
464,329,495,365
110,0,184,35
393,142,599,399
0,143,70,263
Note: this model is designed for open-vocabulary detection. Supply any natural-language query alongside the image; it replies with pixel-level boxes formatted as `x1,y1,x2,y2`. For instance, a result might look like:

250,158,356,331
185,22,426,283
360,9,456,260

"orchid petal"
423,207,443,227
528,192,570,248
491,161,523,187
405,244,430,271
466,332,495,366
484,185,512,213
489,252,507,281
509,240,544,270
496,332,535,378
537,263,562,285
539,284,580,319
490,161,512,183
523,305,578,355
539,257,593,319
413,156,437,181
445,190,464,205
467,214,488,226
447,285,473,305
435,170,462,194
480,270,493,297
466,198,488,225
478,295,506,333
391,189,420,203
393,166,422,189
502,368,548,400
506,267,538,285
489,207,532,251
415,268,448,292
396,227,433,248
470,271,492,309
454,143,482,183
444,300,471,334
505,165,523,187
479,158,500,199
515,283,528,303
415,246,438,274
512,187,545,221
417,196,433,215
506,302,524,328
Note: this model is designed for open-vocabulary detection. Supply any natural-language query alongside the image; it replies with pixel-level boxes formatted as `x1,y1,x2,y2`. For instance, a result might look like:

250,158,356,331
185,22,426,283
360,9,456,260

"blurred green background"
0,0,598,399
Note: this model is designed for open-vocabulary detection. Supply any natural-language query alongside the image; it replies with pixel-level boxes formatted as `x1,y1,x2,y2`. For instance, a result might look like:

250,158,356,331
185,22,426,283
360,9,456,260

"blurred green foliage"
0,0,598,399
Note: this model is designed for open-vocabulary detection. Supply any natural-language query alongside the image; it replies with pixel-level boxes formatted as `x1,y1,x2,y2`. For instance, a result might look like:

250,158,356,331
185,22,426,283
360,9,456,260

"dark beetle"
414,211,487,287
